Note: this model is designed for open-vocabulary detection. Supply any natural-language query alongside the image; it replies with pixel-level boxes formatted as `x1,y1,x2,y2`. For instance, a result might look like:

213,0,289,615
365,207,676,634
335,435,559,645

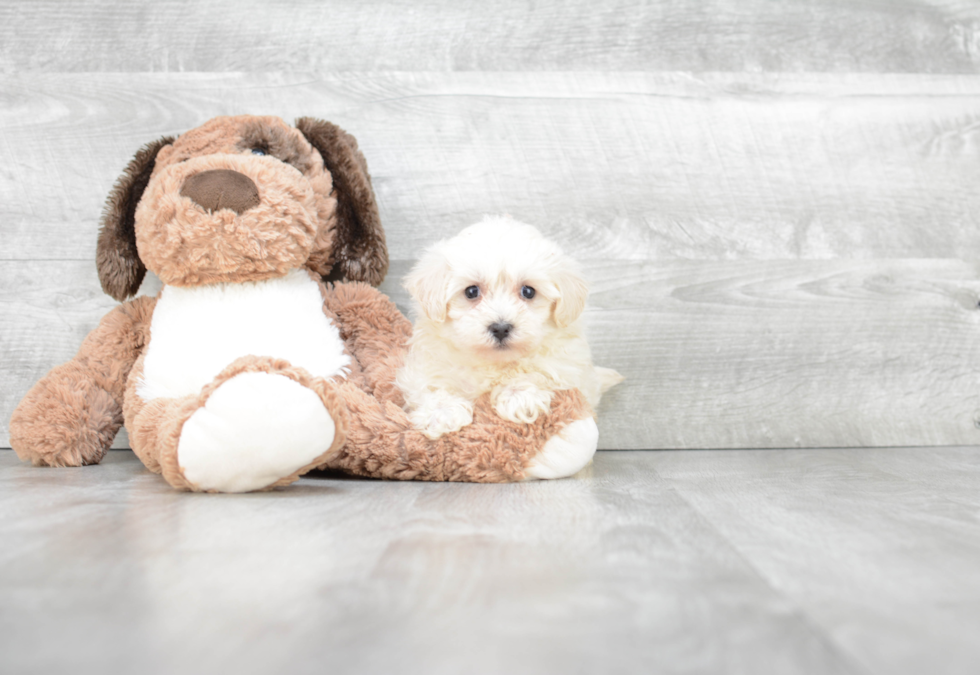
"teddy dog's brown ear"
96,136,174,301
296,117,388,287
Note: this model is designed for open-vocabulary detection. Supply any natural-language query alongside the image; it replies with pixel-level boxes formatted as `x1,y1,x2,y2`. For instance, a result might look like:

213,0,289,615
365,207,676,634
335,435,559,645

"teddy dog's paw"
524,418,599,480
410,392,474,440
177,372,337,492
10,374,122,468
492,382,554,425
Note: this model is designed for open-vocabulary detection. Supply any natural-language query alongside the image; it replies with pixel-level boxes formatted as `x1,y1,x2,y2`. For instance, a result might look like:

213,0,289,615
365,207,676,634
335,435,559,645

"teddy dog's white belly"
138,270,350,401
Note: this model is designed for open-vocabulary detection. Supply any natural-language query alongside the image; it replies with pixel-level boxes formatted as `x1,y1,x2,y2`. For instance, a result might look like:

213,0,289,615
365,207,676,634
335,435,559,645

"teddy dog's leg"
325,382,597,482
320,281,600,481
127,357,348,492
522,413,600,480
9,298,155,467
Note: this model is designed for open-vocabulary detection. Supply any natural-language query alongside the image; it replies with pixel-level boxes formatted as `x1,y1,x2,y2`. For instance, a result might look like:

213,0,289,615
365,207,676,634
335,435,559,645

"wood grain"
653,447,980,675
3,448,979,674
0,450,854,674
2,72,980,262
3,17,980,453
1,0,979,74
4,258,979,450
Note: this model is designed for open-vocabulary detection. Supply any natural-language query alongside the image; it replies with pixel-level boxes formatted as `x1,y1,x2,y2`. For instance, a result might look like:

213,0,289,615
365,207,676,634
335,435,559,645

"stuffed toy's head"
96,115,387,300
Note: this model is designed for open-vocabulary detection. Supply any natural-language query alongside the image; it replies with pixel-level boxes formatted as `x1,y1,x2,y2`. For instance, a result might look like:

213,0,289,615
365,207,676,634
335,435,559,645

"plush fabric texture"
137,153,324,287
179,169,261,215
296,117,387,286
125,355,349,492
177,371,338,492
95,115,366,296
97,137,174,301
10,297,155,466
9,115,599,491
138,269,350,401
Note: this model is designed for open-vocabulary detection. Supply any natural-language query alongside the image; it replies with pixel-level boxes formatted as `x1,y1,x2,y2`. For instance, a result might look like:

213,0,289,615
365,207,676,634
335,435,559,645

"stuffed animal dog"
12,116,388,491
10,117,607,490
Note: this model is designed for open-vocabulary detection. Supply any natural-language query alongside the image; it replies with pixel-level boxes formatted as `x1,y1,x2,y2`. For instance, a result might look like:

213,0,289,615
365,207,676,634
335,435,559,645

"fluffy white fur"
138,269,350,401
397,216,623,440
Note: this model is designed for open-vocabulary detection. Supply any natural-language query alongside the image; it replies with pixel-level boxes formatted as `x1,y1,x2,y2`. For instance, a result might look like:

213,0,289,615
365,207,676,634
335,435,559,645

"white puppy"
397,216,623,440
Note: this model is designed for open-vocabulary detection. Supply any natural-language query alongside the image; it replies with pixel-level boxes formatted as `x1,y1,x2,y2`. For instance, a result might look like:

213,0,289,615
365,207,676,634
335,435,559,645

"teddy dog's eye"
251,147,267,156
464,286,480,300
521,285,536,300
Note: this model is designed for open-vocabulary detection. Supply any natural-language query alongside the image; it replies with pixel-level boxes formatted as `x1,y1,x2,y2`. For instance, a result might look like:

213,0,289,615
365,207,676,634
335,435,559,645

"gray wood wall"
3,1,980,450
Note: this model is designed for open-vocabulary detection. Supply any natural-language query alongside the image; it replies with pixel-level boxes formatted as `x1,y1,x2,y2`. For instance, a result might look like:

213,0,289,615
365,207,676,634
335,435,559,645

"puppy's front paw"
410,393,474,440
493,382,554,424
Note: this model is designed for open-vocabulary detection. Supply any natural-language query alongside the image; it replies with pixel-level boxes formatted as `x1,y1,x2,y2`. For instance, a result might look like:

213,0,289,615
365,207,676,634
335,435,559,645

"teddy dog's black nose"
180,169,260,215
488,322,513,343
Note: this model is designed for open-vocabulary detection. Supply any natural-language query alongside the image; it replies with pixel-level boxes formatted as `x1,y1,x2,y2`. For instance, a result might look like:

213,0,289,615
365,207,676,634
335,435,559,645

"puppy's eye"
521,285,536,300
464,286,480,300
251,148,267,156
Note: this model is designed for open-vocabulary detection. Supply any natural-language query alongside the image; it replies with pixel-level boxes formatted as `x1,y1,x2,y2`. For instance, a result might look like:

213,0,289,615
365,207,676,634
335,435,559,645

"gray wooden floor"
2,447,979,675
4,2,980,673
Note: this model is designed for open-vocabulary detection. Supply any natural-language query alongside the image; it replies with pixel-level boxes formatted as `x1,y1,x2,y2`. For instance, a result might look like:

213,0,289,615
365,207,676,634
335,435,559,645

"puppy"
397,216,623,439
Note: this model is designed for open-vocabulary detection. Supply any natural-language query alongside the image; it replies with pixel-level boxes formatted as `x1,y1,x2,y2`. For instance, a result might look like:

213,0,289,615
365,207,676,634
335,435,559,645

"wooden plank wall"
2,1,980,450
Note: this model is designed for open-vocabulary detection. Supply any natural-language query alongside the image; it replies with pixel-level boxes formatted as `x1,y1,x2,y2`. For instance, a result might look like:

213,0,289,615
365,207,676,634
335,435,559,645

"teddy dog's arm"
9,296,155,467
321,280,412,406
320,281,596,482
329,382,593,482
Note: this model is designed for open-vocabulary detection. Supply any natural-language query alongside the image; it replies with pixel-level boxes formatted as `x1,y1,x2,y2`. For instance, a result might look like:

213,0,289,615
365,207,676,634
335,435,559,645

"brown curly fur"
10,115,594,491
125,355,350,492
96,115,385,298
10,297,155,467
135,153,327,287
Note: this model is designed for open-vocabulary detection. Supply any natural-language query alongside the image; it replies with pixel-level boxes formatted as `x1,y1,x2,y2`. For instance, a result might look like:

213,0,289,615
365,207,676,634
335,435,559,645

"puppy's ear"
551,261,589,328
296,117,388,287
97,136,174,301
404,251,453,323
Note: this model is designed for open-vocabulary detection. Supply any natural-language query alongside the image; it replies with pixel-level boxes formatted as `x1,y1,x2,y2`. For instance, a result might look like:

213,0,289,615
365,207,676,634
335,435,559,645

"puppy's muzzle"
180,169,260,214
488,322,513,345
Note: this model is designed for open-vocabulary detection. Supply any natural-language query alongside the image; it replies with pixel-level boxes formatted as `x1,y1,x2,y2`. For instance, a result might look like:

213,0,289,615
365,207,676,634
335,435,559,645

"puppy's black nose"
180,169,260,215
488,322,513,343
